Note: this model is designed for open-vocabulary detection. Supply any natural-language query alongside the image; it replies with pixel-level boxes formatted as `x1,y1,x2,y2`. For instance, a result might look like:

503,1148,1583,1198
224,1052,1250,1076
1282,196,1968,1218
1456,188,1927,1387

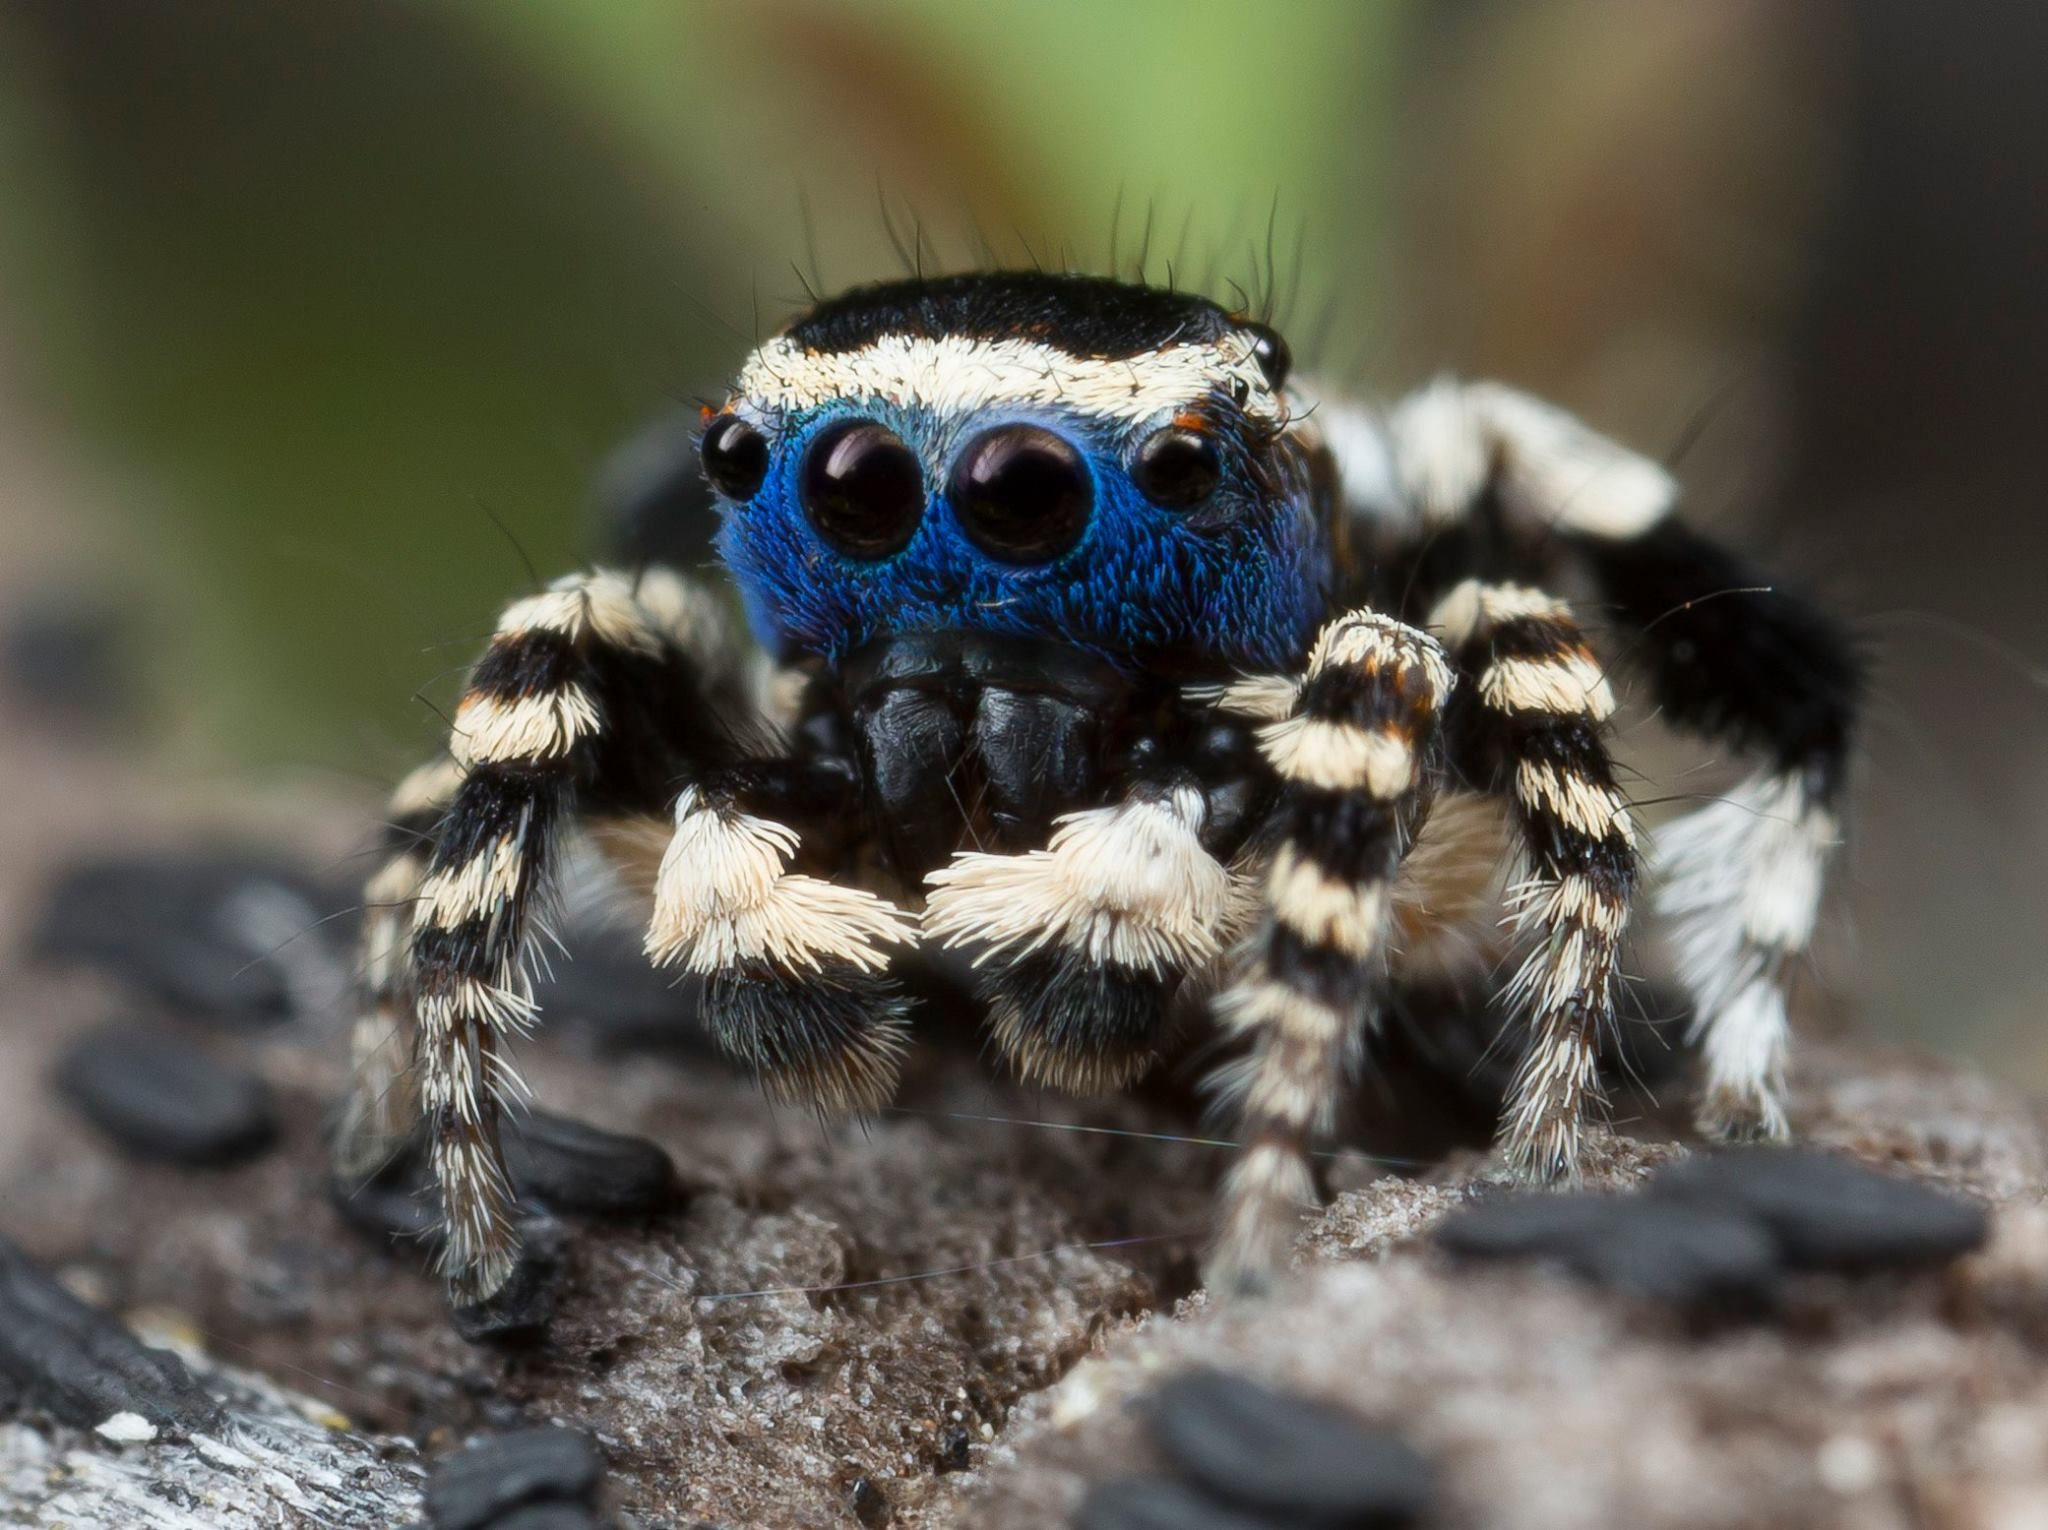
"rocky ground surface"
2,655,2047,1529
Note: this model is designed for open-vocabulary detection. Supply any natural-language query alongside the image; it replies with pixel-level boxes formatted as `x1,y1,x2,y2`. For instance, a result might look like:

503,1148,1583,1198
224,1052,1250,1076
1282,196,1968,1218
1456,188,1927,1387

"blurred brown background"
0,1,2041,1077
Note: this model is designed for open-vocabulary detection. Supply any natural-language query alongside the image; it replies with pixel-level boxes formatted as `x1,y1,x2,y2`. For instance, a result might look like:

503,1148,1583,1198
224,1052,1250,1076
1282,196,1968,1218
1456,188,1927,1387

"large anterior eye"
801,419,925,559
949,425,1092,564
1131,425,1222,509
700,413,768,500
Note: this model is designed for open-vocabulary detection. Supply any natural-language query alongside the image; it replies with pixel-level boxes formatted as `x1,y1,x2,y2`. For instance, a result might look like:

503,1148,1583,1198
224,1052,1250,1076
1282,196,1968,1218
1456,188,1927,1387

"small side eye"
802,419,925,559
1245,323,1292,390
1131,425,1222,510
701,414,769,500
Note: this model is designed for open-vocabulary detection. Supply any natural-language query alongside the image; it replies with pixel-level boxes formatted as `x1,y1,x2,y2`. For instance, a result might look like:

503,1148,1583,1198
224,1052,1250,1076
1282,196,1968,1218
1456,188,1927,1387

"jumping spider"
335,272,1859,1304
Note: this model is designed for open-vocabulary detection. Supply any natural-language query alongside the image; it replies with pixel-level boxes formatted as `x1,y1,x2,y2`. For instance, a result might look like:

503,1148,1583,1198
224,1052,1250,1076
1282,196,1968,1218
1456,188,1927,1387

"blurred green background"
0,1,2043,1080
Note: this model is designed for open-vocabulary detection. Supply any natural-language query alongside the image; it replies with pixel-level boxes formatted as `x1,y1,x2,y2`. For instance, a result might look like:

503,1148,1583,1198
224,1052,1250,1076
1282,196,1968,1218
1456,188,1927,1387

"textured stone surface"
958,1106,2048,1530
0,1237,222,1435
0,1346,423,1528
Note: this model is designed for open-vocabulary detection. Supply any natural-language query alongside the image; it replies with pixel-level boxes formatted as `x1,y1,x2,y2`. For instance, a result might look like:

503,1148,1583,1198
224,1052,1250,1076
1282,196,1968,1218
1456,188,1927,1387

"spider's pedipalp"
924,778,1233,1093
1432,579,1639,1180
1204,609,1453,1292
645,771,918,1111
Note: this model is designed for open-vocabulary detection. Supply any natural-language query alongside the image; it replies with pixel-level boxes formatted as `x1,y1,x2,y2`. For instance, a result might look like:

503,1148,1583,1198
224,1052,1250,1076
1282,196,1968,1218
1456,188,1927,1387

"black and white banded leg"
922,774,1234,1094
1575,521,1860,1139
338,568,813,1300
334,755,465,1183
1354,378,1860,1145
1201,610,1455,1290
403,573,664,1299
1430,579,1640,1179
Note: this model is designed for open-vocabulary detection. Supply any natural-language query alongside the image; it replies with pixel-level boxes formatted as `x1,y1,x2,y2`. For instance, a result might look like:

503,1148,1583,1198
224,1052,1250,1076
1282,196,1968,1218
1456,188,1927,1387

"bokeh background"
0,1,2041,1079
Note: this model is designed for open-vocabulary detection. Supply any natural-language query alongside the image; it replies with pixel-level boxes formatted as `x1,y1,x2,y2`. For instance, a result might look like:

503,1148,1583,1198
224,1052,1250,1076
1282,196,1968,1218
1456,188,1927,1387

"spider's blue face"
703,274,1327,676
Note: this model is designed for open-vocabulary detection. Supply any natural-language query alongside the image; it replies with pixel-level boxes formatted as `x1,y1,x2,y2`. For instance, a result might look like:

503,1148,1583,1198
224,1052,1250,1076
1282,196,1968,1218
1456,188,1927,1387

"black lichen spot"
850,1475,893,1528
934,1422,972,1473
491,1505,608,1530
1147,1368,1435,1527
1434,1191,1780,1317
56,1022,277,1167
1651,1149,1989,1274
423,1424,602,1530
3,598,138,733
1073,1476,1296,1530
501,1110,681,1219
34,852,341,1027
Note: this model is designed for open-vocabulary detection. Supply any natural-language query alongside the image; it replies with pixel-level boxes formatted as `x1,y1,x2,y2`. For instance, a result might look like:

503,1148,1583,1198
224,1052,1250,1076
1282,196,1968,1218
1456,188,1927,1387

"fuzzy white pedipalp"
645,787,915,975
923,784,1228,974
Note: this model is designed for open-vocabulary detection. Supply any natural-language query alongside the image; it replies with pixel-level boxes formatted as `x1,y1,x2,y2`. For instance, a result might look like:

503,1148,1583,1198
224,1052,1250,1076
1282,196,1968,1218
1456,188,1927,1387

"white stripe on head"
735,331,1284,431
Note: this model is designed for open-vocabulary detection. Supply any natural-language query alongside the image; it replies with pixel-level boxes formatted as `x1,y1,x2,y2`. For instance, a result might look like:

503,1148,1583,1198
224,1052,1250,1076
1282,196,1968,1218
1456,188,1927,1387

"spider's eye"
801,419,924,559
700,413,769,500
949,424,1092,564
1131,425,1222,510
1245,324,1291,390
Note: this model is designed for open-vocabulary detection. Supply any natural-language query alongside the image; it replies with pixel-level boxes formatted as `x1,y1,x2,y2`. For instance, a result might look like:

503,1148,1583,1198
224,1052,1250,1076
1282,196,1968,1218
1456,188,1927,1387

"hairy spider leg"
336,755,465,1183
344,569,761,1300
1430,579,1640,1178
1573,521,1860,1138
1333,379,1860,1145
1201,609,1454,1291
